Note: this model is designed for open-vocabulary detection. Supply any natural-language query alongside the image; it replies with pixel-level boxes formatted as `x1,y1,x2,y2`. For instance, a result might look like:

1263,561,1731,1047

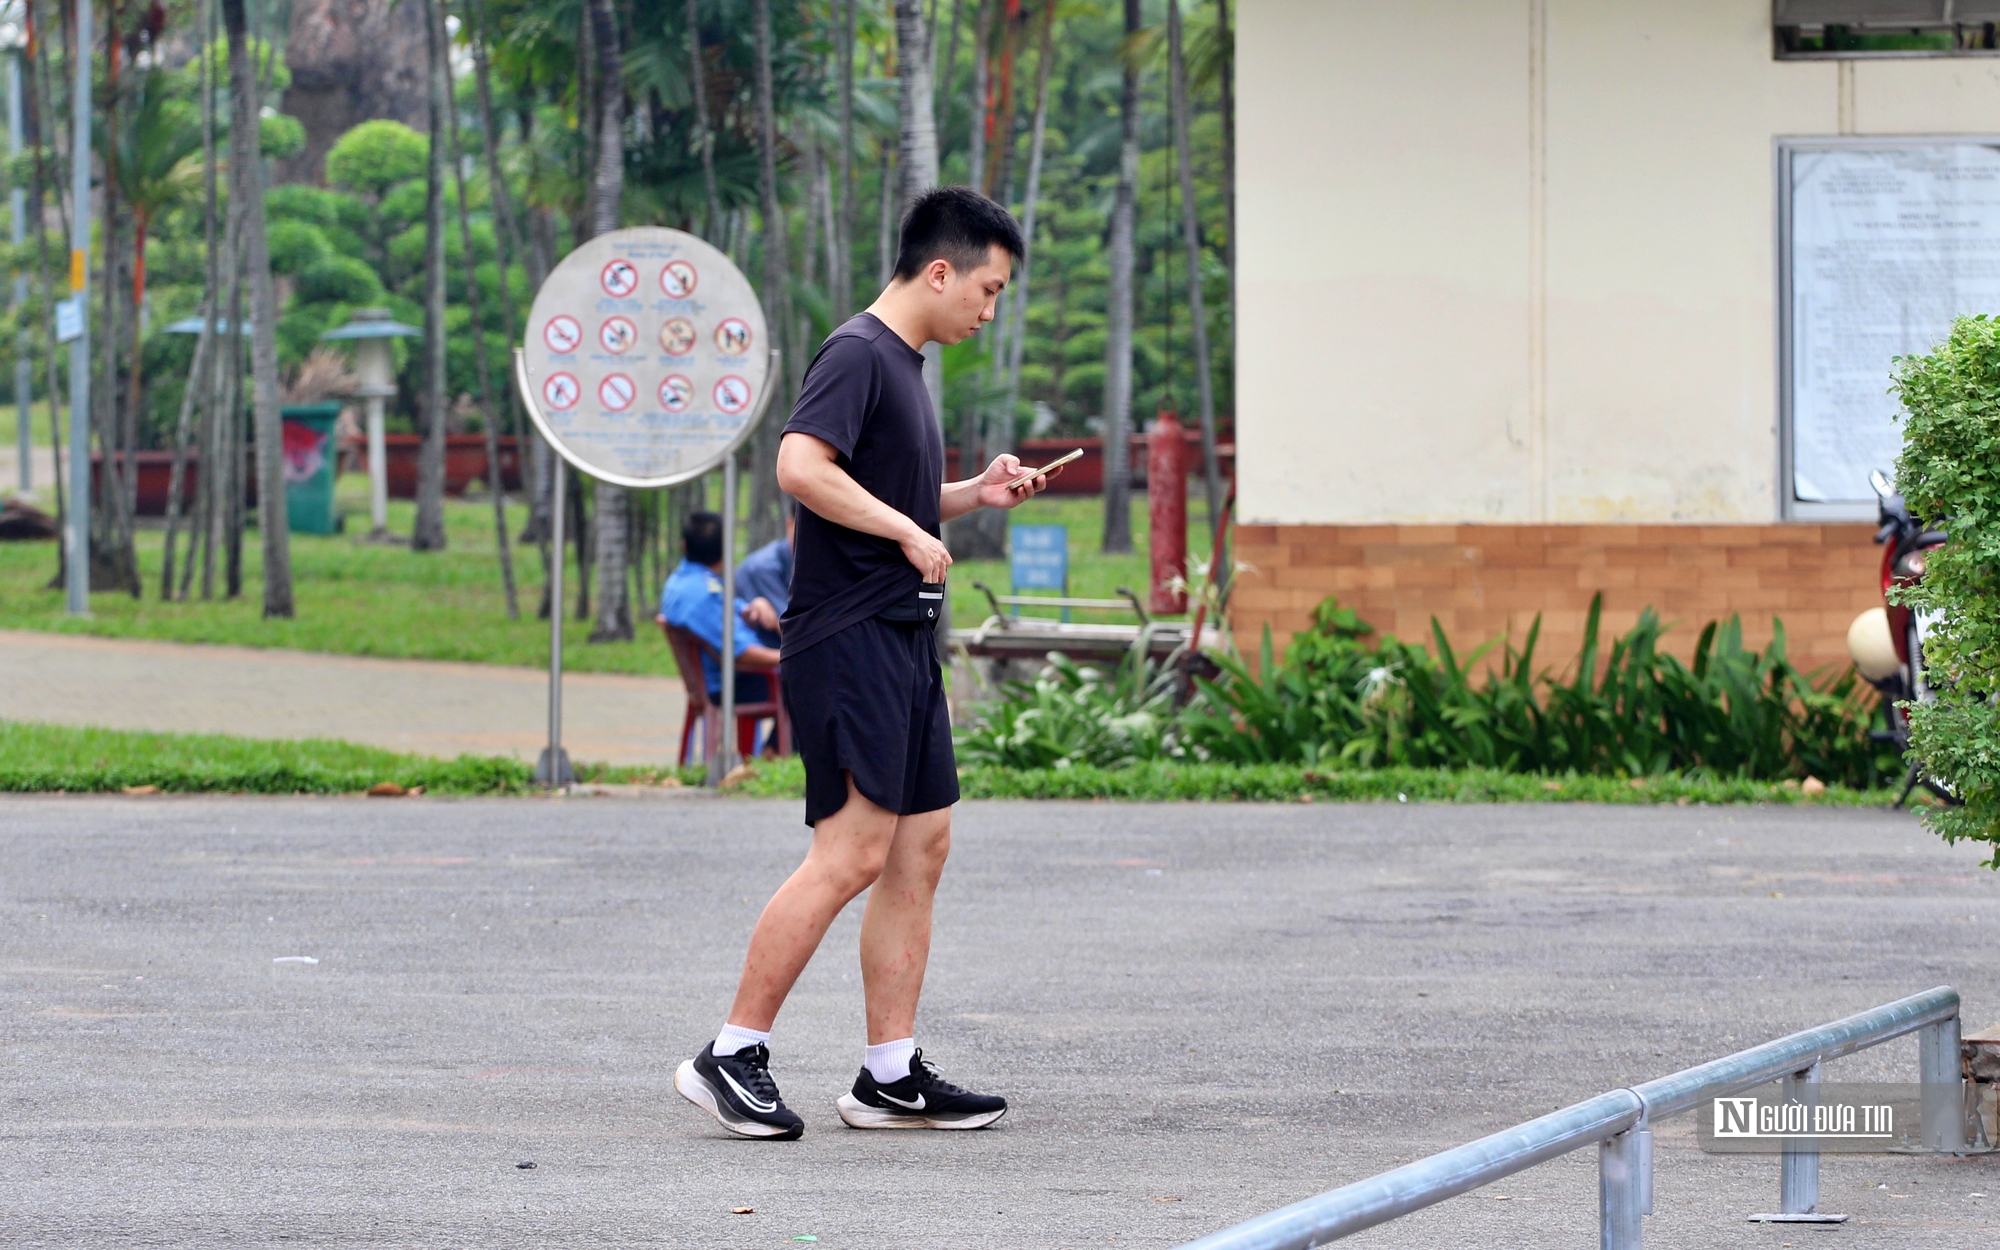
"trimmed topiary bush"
1892,313,2000,865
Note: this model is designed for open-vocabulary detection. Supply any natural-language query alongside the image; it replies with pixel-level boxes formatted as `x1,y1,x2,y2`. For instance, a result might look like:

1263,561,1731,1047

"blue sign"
1011,524,1068,592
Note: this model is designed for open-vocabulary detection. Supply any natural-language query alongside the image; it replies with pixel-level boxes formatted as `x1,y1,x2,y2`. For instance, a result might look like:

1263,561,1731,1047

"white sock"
865,1038,916,1085
713,1023,771,1058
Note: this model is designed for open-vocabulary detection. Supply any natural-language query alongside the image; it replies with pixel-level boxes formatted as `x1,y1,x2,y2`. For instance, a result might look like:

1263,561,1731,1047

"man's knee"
894,810,952,881
818,837,892,897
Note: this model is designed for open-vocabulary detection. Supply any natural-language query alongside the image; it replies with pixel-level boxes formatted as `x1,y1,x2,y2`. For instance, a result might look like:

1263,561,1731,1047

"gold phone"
1007,448,1084,489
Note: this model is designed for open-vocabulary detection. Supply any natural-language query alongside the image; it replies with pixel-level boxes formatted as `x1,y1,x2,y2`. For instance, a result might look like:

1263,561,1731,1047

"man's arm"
939,454,1058,523
777,432,952,581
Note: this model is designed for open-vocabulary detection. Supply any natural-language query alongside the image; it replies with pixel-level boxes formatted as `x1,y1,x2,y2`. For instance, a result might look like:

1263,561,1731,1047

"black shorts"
782,616,959,826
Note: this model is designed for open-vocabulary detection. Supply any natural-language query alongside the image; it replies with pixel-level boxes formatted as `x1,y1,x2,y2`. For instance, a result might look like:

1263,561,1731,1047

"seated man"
732,507,795,648
658,511,780,707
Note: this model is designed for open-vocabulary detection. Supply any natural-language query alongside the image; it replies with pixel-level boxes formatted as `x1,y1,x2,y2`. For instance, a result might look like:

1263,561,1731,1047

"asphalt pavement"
3,795,1997,1247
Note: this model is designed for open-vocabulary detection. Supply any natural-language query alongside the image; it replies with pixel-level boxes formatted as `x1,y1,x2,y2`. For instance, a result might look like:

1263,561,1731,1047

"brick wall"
1230,524,1881,677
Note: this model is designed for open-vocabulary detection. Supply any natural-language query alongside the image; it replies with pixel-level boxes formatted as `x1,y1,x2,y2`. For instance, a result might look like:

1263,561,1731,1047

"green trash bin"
281,402,344,535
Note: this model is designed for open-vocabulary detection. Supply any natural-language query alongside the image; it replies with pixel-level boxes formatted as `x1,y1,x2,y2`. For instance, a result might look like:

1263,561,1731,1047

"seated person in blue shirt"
732,505,795,648
658,511,780,704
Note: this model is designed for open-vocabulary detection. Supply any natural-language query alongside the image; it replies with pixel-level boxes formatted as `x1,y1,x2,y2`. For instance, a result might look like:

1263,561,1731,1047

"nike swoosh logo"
877,1091,926,1110
719,1069,778,1114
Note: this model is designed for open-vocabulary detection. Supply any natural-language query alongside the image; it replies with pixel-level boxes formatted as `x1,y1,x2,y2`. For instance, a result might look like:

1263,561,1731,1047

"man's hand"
976,452,1060,511
939,452,1063,521
742,597,781,633
900,529,951,582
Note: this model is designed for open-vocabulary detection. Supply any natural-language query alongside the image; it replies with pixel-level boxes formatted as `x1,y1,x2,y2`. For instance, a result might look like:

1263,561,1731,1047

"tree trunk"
747,0,792,552
1168,0,1222,552
876,140,896,286
412,0,450,552
442,0,519,619
1215,0,1235,290
1001,0,1054,454
1100,0,1140,555
169,0,221,603
222,183,248,599
585,0,633,642
988,0,1022,199
835,0,855,321
966,0,991,195
26,28,67,592
686,0,722,239
467,0,548,600
224,0,295,615
893,0,950,645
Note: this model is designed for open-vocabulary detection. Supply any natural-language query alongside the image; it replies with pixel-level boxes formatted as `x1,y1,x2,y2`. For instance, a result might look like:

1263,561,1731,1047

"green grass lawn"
0,481,683,675
2,466,1203,672
1,719,1906,807
0,720,689,794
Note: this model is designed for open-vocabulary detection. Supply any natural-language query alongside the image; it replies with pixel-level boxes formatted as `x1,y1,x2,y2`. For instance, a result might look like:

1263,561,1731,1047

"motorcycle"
1845,468,1953,805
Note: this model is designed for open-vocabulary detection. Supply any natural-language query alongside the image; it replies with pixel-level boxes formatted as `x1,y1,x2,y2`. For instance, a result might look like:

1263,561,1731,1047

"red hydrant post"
1148,408,1188,614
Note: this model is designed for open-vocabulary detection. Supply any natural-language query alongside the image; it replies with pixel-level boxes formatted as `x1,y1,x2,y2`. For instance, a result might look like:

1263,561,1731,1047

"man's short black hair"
893,186,1024,282
682,511,723,566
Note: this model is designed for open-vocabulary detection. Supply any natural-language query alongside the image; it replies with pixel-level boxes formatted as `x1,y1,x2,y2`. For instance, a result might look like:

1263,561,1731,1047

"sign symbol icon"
714,376,752,415
543,315,582,353
543,372,580,411
600,259,640,298
660,259,699,299
659,317,697,356
715,317,753,355
659,375,694,413
599,316,637,353
599,374,637,411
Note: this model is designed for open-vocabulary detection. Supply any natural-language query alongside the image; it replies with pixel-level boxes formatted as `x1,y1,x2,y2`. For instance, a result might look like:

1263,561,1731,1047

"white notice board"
519,227,773,489
1781,139,2000,516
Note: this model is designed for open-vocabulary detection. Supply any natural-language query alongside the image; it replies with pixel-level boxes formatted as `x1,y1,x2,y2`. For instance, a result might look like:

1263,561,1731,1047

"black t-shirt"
778,313,942,659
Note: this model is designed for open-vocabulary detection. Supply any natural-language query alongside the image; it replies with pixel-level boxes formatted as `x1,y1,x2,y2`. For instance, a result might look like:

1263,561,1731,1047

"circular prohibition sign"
600,258,640,298
660,259,699,299
659,375,695,413
518,227,775,491
598,373,637,412
542,372,580,411
713,376,753,415
543,315,582,354
599,316,638,354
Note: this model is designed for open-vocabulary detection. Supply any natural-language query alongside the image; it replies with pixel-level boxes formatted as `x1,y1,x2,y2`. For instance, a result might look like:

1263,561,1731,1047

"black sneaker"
675,1042,805,1139
835,1048,1008,1130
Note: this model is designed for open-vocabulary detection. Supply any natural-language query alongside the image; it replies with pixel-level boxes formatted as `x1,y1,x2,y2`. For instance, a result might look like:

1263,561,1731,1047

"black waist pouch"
877,580,945,624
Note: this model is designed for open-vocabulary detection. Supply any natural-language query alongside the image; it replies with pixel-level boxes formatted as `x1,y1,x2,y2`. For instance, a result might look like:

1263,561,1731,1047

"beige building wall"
1236,0,2000,528
1232,1,2000,671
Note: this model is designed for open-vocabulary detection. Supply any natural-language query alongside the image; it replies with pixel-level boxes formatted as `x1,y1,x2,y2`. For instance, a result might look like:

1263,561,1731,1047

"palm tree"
1167,0,1222,546
413,0,451,552
747,0,792,550
222,0,293,615
585,0,634,643
1101,0,1140,554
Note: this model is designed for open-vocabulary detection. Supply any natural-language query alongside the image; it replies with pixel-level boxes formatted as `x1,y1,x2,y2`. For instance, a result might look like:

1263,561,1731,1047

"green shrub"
326,120,428,198
959,595,1895,786
1892,314,2000,864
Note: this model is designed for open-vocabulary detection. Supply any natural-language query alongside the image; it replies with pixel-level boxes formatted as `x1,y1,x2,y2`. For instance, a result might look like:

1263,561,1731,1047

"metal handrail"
1175,986,1964,1250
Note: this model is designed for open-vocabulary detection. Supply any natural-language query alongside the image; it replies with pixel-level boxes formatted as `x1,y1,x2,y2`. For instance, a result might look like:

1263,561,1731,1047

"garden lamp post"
321,309,419,539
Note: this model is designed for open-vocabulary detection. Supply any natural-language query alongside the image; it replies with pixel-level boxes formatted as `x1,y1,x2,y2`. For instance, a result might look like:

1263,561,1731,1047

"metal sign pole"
537,461,571,787
710,453,739,784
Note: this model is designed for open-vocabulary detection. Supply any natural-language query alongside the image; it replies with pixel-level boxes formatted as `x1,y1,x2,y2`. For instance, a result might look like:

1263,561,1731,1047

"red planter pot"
369,434,524,499
91,451,220,517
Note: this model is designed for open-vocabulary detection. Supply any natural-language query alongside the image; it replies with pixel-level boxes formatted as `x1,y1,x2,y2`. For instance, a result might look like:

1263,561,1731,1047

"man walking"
675,188,1054,1139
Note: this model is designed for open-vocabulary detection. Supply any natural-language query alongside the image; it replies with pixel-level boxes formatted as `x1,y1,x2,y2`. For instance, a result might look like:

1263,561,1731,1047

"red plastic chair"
660,619,791,765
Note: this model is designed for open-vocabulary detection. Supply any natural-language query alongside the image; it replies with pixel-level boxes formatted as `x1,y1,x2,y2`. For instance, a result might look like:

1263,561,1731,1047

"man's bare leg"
724,775,898,1031
859,805,951,1044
